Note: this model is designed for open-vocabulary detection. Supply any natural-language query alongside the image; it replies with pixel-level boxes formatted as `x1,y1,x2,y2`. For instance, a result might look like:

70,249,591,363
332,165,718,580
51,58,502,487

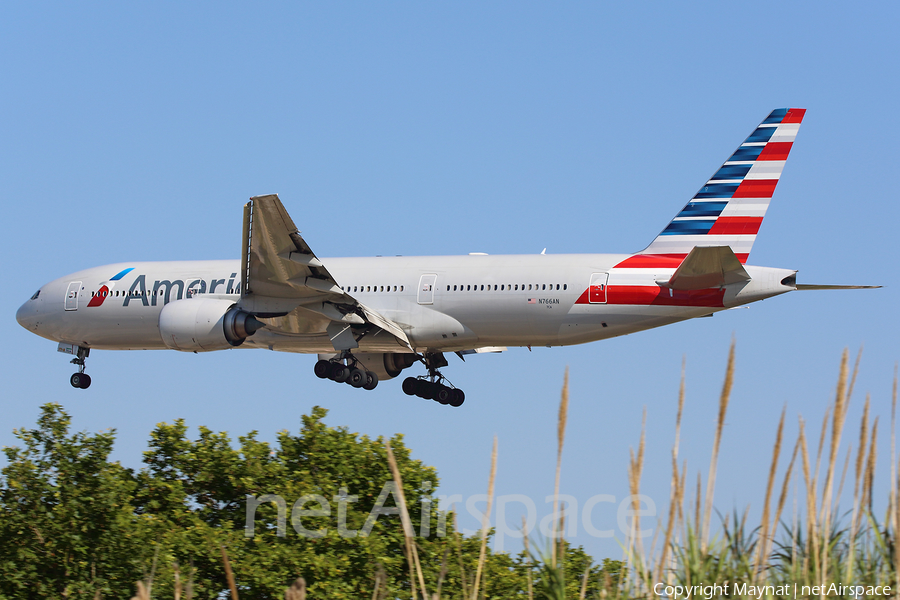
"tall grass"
129,347,899,599
622,347,900,600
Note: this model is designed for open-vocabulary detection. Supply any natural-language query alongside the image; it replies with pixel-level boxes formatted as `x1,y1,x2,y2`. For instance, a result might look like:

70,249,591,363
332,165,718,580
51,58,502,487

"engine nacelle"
318,352,417,380
159,298,264,352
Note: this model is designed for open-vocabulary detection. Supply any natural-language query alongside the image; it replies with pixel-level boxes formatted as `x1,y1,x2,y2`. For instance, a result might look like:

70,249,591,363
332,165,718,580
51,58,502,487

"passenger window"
400,286,404,291
542,284,546,290
393,286,397,291
556,284,560,290
564,284,567,290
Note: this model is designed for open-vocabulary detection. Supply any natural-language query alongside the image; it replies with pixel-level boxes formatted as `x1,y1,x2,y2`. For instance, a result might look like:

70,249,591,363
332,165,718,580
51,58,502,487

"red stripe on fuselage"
615,252,750,268
574,284,725,307
613,254,685,269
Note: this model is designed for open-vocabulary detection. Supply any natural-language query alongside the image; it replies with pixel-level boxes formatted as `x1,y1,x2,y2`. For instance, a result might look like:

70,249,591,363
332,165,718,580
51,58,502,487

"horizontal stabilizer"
795,284,881,290
661,246,750,291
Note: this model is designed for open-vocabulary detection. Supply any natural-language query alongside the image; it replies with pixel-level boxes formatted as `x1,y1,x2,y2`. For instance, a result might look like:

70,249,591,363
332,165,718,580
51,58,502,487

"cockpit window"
30,290,40,300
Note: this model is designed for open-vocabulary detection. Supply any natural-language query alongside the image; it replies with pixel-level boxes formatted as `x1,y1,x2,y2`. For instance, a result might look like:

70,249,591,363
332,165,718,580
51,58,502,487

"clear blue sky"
2,2,897,560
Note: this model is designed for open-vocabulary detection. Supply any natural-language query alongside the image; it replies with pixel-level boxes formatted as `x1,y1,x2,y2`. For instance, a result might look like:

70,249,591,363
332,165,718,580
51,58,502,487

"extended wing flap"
243,194,339,300
662,246,751,291
239,194,412,351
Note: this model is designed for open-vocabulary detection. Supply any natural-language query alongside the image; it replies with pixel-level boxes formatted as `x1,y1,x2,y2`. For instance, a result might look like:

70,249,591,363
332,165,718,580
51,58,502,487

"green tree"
135,406,443,598
0,404,146,599
1,404,611,599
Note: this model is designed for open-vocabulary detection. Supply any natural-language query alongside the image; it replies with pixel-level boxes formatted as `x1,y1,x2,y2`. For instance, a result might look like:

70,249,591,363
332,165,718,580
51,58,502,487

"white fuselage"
15,254,796,354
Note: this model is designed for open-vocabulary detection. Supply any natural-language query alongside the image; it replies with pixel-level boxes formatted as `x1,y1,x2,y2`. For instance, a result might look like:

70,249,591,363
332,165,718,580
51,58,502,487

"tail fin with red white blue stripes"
640,108,806,263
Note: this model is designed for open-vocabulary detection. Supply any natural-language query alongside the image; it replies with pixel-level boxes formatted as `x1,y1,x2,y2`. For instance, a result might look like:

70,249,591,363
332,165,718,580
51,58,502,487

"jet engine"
159,298,265,352
318,352,417,381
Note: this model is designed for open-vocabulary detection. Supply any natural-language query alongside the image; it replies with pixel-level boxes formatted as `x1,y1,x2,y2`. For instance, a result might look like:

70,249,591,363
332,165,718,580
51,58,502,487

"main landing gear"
314,353,379,391
69,346,91,389
402,352,465,408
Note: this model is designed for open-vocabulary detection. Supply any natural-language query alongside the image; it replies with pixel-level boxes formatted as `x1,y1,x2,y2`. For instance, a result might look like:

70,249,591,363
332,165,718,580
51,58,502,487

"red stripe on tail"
708,217,763,236
733,179,778,198
782,108,806,123
757,142,793,161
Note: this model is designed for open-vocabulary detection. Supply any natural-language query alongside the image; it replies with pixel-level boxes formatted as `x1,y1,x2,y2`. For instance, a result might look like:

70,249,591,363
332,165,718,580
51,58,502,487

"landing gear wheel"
348,368,367,388
70,373,91,389
417,381,437,400
68,346,91,389
449,389,465,407
330,365,350,383
314,360,331,379
402,377,418,396
363,371,379,390
435,386,452,405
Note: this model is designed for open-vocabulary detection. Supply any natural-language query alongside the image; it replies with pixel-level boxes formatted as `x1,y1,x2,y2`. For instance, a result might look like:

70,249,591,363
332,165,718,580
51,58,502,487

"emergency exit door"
65,281,82,311
589,273,608,304
417,274,437,304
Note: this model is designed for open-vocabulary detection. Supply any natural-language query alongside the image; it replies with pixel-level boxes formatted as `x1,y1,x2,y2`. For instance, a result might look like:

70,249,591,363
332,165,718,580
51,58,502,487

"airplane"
16,108,878,406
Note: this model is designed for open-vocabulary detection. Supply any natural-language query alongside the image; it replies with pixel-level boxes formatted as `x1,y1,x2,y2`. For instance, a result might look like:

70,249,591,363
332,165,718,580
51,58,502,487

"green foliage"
0,403,617,599
527,541,624,600
0,403,144,598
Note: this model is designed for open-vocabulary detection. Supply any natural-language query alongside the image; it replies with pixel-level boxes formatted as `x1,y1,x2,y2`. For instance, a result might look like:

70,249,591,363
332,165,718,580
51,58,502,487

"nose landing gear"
69,346,91,389
401,352,465,407
314,353,379,391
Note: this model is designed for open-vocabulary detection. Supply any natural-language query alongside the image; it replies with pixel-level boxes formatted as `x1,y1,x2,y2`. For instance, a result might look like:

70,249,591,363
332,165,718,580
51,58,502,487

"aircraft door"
417,274,437,305
185,278,206,297
65,281,82,311
589,273,608,304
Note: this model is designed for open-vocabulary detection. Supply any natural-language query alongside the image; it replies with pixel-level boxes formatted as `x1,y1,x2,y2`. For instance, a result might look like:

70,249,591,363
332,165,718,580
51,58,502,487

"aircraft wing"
237,194,411,351
660,246,751,291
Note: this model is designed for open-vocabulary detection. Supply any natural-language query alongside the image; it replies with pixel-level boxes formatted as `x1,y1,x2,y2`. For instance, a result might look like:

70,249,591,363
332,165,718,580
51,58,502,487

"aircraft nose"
16,297,39,331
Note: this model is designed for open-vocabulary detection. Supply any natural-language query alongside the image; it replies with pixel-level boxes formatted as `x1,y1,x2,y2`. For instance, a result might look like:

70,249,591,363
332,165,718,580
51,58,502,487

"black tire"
314,359,331,379
402,377,418,396
363,371,379,390
70,373,83,388
348,368,367,388
79,374,92,389
449,389,465,407
435,386,452,405
418,381,437,400
331,365,350,383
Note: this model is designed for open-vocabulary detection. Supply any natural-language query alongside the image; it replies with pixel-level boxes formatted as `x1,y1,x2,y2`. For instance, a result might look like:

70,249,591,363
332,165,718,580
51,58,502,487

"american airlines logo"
87,271,241,308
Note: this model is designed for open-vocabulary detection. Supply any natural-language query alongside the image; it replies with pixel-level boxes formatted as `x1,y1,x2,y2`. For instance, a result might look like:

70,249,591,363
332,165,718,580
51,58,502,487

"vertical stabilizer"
640,108,805,263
